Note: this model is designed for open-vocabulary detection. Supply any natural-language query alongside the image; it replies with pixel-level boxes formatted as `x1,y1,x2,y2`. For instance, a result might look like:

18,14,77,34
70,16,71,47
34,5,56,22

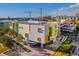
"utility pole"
77,45,78,56
24,11,32,20
40,8,43,21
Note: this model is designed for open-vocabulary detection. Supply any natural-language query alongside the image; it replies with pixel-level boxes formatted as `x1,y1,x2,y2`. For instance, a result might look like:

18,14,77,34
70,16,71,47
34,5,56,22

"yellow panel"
23,25,29,33
23,25,29,37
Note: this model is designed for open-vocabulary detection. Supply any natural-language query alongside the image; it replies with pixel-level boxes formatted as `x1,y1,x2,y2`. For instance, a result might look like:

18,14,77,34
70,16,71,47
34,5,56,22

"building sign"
37,28,43,33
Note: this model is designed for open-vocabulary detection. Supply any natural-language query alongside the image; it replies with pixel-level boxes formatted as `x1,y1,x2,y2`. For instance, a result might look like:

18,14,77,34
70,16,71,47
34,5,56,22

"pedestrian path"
12,38,54,56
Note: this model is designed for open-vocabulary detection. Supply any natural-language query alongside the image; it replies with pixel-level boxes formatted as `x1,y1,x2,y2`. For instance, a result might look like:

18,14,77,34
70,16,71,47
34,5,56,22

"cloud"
68,4,79,9
58,8,64,11
55,4,79,13
52,4,79,16
53,8,65,14
77,8,79,11
58,4,79,11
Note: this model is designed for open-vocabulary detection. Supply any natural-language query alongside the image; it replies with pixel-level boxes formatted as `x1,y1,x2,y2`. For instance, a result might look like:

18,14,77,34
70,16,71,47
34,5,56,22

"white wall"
45,24,49,36
18,23,29,38
29,24,45,44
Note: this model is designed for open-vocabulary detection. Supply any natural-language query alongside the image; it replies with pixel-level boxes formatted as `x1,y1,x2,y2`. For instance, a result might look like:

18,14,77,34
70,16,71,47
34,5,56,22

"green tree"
13,20,18,34
16,34,24,42
0,26,9,35
8,29,17,37
25,33,29,39
0,35,14,48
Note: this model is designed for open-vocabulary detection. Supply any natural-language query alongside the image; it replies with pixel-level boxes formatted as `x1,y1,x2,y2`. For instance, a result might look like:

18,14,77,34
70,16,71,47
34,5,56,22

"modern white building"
8,20,60,48
29,21,49,44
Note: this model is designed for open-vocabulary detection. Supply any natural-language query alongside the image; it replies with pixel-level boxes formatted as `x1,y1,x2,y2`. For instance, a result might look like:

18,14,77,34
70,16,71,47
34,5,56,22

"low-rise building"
17,20,60,48
56,16,79,20
0,20,12,27
61,20,76,32
29,21,49,45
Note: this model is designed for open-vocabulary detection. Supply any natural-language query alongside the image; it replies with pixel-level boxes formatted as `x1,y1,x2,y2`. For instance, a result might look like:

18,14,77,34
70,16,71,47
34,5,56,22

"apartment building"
61,20,76,32
56,16,79,20
0,20,12,27
75,13,79,16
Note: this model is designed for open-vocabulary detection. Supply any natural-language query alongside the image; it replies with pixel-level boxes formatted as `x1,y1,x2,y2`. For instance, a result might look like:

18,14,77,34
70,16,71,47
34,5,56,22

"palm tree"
0,26,9,35
25,33,29,40
13,20,18,35
25,33,29,45
16,34,24,42
8,29,17,38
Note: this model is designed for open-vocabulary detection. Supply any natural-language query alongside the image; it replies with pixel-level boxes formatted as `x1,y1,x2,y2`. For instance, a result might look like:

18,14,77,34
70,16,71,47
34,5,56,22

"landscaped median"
0,35,31,53
12,40,31,52
6,35,31,52
53,51,70,56
53,39,74,56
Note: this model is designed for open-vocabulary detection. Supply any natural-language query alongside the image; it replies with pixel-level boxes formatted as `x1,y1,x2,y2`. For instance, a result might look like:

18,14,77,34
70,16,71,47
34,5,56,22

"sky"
0,3,79,18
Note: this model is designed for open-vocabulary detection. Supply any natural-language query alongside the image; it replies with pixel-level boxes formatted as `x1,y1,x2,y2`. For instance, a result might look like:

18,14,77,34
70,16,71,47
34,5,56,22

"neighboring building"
75,13,79,16
56,16,79,20
61,24,76,32
61,20,76,32
0,20,12,27
0,22,4,25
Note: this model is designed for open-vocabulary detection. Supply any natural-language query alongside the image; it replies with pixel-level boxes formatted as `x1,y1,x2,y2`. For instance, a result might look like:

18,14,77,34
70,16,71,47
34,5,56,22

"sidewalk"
12,38,55,56
0,53,7,56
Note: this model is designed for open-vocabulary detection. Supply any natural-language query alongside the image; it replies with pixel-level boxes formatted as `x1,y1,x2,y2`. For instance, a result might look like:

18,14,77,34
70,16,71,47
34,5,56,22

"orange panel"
45,35,48,43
